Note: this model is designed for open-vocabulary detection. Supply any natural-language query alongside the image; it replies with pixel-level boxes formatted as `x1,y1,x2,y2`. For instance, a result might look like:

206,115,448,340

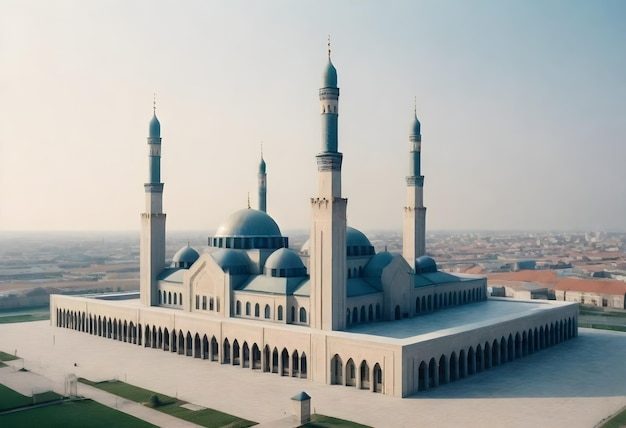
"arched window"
277,305,283,321
264,304,270,319
255,303,260,317
168,292,172,304
291,306,296,322
236,301,241,315
174,293,177,305
246,302,251,316
179,293,182,305
299,307,307,323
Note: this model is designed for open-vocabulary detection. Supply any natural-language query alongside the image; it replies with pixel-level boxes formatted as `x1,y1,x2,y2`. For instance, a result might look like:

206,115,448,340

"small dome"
415,255,437,273
211,249,249,274
259,156,266,174
363,251,394,277
411,113,421,136
265,248,305,271
215,209,282,238
149,113,160,138
171,245,199,268
323,58,338,88
264,248,306,277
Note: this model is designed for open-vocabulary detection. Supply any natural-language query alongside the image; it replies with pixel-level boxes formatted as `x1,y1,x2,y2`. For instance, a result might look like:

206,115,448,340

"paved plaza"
1,321,625,427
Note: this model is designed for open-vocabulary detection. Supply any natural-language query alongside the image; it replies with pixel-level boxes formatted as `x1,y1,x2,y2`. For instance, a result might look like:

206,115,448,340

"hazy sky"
1,1,625,233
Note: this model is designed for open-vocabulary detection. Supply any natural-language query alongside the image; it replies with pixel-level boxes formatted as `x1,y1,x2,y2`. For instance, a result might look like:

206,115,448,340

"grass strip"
578,323,626,332
0,314,50,324
0,351,20,361
301,414,372,427
0,399,156,428
600,404,626,428
79,378,255,428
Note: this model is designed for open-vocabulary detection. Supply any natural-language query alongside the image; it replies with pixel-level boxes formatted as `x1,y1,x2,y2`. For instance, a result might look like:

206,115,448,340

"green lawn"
600,404,626,428
80,379,255,428
301,414,371,428
0,350,19,361
0,399,156,428
578,323,626,332
0,383,33,411
579,307,626,318
0,313,50,324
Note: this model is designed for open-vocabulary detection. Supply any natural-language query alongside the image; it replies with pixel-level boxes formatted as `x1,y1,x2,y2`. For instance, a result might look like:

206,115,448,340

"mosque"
51,46,578,397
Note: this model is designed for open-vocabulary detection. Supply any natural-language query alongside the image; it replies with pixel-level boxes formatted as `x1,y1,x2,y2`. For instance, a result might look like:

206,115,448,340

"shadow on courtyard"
407,329,626,399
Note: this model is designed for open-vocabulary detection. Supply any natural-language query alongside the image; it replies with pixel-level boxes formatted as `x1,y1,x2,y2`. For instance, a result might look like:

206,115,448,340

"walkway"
1,321,626,427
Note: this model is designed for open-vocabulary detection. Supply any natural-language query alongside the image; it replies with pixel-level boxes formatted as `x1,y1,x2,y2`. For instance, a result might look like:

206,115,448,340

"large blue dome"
215,209,282,237
209,209,288,250
149,113,160,138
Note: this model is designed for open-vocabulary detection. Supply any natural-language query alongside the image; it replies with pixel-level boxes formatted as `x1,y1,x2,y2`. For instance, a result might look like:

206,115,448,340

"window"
195,295,199,310
209,297,214,311
264,304,270,319
174,293,177,305
202,296,207,310
246,302,251,316
277,305,283,321
255,303,260,317
299,307,307,323
236,301,241,315
179,293,182,305
291,306,296,322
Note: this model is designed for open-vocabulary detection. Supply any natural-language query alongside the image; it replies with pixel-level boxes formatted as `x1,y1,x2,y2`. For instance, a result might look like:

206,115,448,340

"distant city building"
555,278,626,309
51,44,577,397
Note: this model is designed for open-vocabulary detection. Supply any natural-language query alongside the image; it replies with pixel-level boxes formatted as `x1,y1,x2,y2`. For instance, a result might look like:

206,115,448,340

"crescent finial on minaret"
247,192,251,209
153,93,156,114
328,35,331,58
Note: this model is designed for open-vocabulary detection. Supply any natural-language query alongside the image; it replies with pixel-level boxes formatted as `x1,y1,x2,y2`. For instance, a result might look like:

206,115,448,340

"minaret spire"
310,42,347,331
140,101,167,307
403,100,426,266
257,143,267,212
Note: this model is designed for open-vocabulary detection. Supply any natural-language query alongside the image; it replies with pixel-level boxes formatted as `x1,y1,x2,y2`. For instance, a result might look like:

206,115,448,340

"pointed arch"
233,339,240,365
331,354,343,385
281,348,289,376
223,338,231,364
242,342,250,368
346,358,356,387
360,360,370,390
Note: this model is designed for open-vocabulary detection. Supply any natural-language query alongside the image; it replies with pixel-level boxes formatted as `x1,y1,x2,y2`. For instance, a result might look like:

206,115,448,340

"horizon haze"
1,1,625,233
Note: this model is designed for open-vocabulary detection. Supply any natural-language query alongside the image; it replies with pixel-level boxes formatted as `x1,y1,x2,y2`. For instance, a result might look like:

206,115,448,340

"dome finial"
153,93,156,114
247,192,251,209
414,96,417,118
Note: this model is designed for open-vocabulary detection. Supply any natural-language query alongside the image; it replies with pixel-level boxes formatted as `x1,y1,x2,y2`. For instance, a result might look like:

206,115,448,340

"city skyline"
1,1,625,232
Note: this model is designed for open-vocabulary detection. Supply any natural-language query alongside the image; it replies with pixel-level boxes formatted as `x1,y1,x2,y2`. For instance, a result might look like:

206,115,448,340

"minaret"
258,146,267,212
403,102,426,266
309,39,347,331
140,100,167,307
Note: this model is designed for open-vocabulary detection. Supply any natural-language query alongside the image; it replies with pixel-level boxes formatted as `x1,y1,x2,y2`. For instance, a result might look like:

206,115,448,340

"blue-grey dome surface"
323,59,338,88
215,209,282,238
363,251,394,277
346,226,372,248
415,255,437,273
411,113,421,136
172,245,199,265
149,113,160,138
211,249,250,270
265,248,305,271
